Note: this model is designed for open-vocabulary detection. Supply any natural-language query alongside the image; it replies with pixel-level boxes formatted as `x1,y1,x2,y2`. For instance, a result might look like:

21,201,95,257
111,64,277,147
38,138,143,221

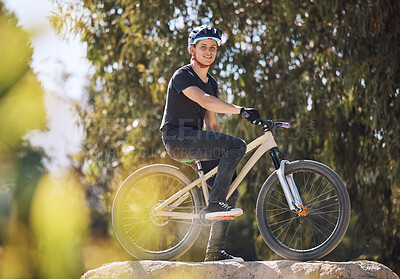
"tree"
53,0,399,272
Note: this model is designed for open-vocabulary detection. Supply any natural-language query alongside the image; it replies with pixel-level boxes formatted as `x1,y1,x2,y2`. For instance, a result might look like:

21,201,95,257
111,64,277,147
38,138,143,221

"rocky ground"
81,260,399,279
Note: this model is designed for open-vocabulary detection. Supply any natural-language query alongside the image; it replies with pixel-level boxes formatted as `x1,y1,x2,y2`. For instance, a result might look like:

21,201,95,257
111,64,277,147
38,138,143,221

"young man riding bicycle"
160,25,261,262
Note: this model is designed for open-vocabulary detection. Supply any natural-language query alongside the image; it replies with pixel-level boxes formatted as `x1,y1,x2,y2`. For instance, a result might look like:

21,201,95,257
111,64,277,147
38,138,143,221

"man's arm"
182,86,242,114
204,110,221,132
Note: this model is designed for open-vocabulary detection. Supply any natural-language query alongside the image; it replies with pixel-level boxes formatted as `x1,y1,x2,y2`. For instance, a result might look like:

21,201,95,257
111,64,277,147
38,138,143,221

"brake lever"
260,119,290,131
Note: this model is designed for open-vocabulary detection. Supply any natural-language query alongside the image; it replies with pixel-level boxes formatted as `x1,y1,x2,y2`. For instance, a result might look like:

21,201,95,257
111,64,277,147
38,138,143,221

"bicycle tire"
112,164,204,260
256,160,351,261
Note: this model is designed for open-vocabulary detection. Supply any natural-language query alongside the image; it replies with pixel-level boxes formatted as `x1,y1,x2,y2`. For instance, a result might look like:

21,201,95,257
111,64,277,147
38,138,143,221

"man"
160,25,261,262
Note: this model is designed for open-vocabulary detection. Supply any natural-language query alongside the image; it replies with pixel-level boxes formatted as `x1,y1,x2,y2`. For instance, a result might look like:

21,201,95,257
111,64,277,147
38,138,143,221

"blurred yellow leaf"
0,71,46,149
30,175,89,279
0,17,32,95
137,63,146,72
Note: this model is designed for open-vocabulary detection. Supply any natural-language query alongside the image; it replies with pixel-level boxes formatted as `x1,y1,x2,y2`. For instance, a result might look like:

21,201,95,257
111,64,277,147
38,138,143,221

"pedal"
215,216,236,221
200,213,236,221
200,208,243,221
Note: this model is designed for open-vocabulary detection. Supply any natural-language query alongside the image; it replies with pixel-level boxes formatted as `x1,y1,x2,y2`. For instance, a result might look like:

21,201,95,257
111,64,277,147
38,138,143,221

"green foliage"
54,0,399,273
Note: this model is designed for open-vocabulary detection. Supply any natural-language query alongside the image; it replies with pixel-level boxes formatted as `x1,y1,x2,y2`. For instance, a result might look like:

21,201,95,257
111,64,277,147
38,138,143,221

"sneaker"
205,250,244,262
204,201,243,220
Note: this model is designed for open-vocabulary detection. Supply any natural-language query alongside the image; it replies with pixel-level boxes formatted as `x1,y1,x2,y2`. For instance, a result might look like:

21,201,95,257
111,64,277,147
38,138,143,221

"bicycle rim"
113,171,201,256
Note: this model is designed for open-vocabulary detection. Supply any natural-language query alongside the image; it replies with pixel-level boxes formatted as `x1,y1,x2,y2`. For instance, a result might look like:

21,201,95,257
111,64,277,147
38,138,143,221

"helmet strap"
190,49,212,69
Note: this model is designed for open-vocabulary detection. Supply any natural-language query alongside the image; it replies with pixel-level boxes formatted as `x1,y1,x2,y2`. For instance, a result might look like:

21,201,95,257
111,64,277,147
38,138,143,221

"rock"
81,260,399,279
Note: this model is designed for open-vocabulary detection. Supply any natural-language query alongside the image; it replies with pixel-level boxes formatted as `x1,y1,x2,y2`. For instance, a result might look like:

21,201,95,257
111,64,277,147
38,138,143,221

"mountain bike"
112,119,351,261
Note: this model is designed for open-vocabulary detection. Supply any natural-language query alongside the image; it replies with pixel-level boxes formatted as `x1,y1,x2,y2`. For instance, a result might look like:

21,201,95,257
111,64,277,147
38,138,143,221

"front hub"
296,205,309,216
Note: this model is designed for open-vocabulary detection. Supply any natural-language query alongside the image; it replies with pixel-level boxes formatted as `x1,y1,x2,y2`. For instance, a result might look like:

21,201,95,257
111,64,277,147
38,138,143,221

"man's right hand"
240,107,262,125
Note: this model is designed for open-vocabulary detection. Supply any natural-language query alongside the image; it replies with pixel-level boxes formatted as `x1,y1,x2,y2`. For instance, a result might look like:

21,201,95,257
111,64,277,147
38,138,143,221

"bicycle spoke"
307,190,337,208
310,211,338,228
267,208,292,220
306,217,331,240
123,218,149,234
163,175,170,197
132,223,152,246
269,193,292,209
141,227,156,249
274,214,298,240
269,214,297,228
287,217,305,249
310,201,339,213
304,172,319,198
307,183,333,205
165,178,182,198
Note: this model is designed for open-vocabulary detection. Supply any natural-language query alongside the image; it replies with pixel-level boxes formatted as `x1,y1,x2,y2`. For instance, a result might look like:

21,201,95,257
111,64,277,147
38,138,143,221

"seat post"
195,161,209,206
195,160,203,173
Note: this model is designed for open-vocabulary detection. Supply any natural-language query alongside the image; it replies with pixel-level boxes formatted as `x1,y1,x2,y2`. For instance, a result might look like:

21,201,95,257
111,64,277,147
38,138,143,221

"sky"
3,0,90,173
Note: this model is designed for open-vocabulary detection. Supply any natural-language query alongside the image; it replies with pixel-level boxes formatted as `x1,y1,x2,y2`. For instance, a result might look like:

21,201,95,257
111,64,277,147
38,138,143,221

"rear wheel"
256,160,351,260
112,164,204,260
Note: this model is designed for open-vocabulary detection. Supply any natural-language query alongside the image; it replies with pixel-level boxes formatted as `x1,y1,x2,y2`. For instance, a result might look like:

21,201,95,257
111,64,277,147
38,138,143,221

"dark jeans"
162,127,247,255
162,127,246,203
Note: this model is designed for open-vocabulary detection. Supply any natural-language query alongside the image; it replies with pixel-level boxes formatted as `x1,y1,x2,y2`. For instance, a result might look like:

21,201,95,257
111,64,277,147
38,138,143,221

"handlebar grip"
280,122,291,129
243,111,251,118
260,119,290,129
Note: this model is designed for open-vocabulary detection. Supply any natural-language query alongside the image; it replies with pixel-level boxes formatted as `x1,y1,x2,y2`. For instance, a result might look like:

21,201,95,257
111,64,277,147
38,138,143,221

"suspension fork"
269,147,304,212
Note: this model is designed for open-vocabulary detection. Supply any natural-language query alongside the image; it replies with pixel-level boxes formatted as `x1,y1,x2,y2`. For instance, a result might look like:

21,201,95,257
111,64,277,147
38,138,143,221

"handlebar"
260,118,291,130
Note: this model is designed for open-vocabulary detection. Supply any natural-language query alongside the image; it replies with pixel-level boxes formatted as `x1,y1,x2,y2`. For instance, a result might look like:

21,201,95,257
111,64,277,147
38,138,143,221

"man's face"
192,38,218,66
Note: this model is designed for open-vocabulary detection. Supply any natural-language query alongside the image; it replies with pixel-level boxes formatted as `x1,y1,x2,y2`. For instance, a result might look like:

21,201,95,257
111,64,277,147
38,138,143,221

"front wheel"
256,160,351,261
112,164,204,260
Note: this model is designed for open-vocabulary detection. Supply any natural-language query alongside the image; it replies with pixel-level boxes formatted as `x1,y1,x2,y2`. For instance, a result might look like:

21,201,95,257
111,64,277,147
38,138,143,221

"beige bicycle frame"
153,131,278,219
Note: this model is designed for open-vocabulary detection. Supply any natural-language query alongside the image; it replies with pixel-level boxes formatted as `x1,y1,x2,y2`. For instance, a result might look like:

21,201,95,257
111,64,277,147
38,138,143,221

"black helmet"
188,26,222,47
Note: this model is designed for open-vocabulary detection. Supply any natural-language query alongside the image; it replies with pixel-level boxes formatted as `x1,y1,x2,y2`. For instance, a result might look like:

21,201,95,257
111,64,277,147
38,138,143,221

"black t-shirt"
160,64,218,132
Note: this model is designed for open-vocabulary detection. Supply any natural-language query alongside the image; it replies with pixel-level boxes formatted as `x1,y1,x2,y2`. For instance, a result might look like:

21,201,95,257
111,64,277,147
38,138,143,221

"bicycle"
112,119,351,261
